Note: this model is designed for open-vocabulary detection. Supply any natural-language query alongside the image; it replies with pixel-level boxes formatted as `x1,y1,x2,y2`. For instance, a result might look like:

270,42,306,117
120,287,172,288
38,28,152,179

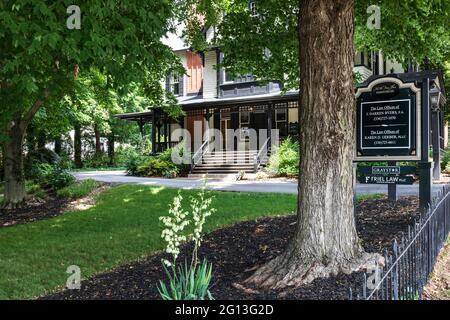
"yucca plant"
157,177,216,300
158,259,214,300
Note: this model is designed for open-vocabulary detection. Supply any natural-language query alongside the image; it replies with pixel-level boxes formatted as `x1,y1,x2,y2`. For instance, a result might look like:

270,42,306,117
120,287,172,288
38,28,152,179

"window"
249,1,257,16
240,111,250,141
171,73,181,95
224,69,234,83
276,108,287,137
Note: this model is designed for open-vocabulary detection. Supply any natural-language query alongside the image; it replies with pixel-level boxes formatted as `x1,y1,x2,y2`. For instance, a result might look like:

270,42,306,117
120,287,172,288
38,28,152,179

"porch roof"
115,90,300,122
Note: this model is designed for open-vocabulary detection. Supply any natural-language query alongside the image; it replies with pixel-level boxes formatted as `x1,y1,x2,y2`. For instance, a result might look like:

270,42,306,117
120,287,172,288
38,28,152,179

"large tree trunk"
74,123,83,169
2,118,26,209
246,0,381,289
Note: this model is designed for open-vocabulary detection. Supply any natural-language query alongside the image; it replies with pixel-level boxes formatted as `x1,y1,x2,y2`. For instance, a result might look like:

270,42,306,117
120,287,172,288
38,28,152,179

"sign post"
387,161,398,202
419,78,432,213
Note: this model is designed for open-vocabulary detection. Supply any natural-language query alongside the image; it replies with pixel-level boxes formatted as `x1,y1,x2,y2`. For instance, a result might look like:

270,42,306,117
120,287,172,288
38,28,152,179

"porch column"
164,114,169,151
151,111,157,154
431,109,441,181
267,102,273,147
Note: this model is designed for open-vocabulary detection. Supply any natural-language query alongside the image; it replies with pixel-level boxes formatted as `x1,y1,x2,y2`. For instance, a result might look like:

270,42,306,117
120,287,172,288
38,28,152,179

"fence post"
392,239,399,300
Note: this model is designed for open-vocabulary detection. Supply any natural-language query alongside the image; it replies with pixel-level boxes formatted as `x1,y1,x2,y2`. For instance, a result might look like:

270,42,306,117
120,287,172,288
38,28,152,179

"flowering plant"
158,177,216,300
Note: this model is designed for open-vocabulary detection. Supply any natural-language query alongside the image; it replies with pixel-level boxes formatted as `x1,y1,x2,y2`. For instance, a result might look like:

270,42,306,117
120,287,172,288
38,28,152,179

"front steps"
190,150,270,175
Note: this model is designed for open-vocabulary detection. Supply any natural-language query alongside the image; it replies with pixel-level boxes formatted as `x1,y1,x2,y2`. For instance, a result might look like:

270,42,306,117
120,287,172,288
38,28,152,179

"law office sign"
355,77,422,161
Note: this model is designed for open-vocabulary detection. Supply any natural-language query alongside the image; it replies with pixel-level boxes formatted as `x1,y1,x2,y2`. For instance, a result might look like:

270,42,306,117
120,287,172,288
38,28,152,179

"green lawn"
0,185,297,300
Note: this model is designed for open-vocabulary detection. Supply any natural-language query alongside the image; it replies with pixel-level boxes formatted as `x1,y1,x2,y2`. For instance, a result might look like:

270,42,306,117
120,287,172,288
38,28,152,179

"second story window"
224,69,234,83
171,73,181,95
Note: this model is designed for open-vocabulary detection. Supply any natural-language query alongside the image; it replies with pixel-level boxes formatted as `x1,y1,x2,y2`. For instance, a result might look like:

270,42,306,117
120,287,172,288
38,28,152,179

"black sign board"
358,166,416,175
355,77,421,161
358,175,415,185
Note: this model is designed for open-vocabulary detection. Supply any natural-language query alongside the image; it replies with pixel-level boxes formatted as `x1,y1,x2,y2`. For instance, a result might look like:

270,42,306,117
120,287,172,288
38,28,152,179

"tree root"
1,201,24,210
245,250,385,290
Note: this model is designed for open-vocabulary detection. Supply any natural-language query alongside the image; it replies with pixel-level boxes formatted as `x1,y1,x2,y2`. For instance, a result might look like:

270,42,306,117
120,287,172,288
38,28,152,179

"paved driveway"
73,170,445,196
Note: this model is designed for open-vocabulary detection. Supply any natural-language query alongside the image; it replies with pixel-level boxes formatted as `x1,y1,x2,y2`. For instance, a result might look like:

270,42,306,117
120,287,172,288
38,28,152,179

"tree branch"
21,89,50,130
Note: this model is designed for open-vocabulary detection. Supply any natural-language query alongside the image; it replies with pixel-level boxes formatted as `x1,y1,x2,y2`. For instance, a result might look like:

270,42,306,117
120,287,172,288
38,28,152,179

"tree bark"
74,123,83,169
94,124,102,157
246,0,381,289
107,133,115,166
2,118,26,209
1,92,49,209
54,136,62,155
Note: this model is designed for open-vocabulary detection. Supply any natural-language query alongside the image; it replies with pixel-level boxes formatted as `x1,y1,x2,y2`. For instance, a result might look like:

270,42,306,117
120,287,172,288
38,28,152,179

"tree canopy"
0,0,183,140
185,0,450,90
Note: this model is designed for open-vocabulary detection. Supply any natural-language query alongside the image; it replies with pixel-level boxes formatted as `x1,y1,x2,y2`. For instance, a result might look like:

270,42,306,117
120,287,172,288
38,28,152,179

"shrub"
24,148,61,179
57,179,99,199
126,147,190,178
25,181,47,199
125,151,148,176
33,163,75,190
441,148,450,171
137,158,179,177
83,153,110,169
267,137,300,177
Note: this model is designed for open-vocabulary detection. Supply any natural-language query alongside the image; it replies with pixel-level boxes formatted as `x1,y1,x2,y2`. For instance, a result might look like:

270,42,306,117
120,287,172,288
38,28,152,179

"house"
117,18,411,175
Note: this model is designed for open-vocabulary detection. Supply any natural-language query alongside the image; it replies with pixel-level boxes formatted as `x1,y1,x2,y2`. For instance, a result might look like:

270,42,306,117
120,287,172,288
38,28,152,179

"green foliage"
441,147,450,171
34,163,75,190
267,137,300,177
56,179,99,199
83,153,110,169
24,148,61,179
137,158,180,178
127,147,190,178
159,259,214,300
188,1,450,92
25,181,46,199
158,181,216,300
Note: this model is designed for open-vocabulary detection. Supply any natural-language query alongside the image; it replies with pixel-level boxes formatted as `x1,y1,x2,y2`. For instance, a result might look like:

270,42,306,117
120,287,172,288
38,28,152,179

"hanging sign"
355,77,421,161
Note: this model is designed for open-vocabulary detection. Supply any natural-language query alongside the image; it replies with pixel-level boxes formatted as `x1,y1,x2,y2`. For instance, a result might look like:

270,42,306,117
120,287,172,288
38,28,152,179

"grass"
355,193,384,202
56,179,100,199
0,185,297,300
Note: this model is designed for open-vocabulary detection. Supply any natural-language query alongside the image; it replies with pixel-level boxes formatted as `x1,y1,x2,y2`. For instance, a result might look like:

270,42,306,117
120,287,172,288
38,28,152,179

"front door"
251,112,268,148
220,119,231,150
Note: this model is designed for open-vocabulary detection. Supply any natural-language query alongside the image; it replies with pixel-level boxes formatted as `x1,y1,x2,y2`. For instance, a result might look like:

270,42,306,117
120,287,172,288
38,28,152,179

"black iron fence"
350,185,450,300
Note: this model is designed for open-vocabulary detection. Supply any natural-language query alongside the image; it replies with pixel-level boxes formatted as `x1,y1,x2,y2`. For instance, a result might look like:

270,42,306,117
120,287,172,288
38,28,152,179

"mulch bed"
0,193,71,228
0,184,109,228
43,196,420,300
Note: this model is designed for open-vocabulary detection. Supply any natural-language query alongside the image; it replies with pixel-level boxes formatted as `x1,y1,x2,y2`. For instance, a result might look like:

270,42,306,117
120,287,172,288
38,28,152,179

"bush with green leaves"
33,163,75,191
56,179,99,199
158,179,216,300
127,147,190,178
441,147,450,172
267,137,300,177
83,153,111,169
